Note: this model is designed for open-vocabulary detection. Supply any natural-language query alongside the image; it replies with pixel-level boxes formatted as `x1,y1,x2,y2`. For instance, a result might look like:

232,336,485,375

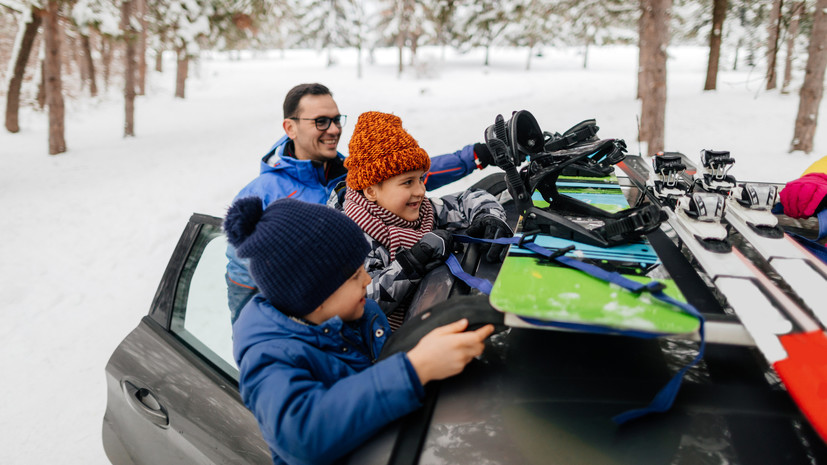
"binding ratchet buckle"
700,149,736,193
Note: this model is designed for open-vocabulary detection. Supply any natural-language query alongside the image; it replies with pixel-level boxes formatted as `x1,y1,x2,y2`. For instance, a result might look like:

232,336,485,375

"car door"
102,214,270,464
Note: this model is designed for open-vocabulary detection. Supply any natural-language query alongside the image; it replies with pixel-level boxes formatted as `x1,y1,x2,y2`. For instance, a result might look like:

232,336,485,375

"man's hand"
406,319,495,385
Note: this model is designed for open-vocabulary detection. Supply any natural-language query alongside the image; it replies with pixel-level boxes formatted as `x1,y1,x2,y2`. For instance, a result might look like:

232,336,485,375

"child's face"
364,170,427,222
306,267,372,324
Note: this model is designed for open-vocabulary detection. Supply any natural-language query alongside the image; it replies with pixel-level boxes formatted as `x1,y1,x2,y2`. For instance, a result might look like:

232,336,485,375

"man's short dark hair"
283,83,332,119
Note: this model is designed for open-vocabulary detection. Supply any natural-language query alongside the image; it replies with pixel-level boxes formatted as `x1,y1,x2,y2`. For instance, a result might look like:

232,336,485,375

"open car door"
102,214,270,464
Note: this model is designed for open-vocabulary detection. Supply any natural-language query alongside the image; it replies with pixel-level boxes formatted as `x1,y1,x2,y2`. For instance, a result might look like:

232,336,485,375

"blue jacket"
233,297,424,465
227,136,481,287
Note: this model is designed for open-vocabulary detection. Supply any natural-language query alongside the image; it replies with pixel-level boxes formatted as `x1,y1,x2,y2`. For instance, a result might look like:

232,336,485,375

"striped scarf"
343,188,435,261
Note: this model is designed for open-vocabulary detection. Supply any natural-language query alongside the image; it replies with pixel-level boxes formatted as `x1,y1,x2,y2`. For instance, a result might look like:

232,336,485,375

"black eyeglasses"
289,114,346,131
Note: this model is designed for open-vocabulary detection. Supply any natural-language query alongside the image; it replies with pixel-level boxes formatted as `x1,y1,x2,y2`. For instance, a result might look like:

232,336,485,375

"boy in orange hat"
335,111,512,329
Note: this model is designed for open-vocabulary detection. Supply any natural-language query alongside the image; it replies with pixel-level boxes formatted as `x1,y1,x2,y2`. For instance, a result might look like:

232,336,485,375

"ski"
693,149,827,321
617,152,827,443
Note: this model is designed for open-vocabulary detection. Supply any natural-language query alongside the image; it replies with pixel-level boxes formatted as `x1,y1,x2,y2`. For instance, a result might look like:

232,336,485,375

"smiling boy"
337,111,513,329
226,197,494,465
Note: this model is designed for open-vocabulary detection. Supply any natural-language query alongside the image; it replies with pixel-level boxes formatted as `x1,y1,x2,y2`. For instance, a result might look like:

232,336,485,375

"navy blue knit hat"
224,197,370,317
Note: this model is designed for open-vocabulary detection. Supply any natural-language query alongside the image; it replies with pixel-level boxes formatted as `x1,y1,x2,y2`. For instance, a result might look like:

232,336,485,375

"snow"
0,44,824,464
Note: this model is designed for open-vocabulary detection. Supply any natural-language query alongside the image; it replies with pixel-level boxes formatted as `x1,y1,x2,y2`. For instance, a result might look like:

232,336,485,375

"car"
103,176,827,464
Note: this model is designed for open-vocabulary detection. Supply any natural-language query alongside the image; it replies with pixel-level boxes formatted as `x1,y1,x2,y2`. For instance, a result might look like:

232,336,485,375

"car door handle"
122,380,169,428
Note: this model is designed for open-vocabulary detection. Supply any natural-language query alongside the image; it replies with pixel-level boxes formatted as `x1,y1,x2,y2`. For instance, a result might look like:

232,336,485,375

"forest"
2,0,826,155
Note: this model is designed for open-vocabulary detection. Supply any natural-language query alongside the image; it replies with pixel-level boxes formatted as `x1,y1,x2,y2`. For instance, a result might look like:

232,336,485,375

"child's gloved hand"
466,215,513,262
779,172,827,218
398,230,455,276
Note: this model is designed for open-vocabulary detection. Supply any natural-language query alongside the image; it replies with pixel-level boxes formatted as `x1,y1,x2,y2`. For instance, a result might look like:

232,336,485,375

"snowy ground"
1,45,824,464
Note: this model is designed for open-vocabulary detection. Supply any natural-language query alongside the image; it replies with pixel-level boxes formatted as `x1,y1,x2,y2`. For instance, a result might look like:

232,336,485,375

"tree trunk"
704,0,727,90
357,43,363,79
37,56,46,109
155,48,163,72
409,34,418,67
583,38,589,69
791,0,827,153
397,38,404,75
137,0,147,95
733,38,740,70
101,35,113,90
44,0,66,155
5,6,42,134
766,0,784,90
81,32,98,97
637,0,648,101
175,45,188,98
640,0,670,154
72,35,87,85
484,43,490,67
781,1,804,94
122,0,137,137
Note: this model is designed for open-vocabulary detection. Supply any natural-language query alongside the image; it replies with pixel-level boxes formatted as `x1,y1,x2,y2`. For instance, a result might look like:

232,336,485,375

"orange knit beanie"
345,111,431,190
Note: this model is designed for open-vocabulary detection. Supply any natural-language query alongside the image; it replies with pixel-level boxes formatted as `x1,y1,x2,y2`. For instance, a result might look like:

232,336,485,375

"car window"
170,224,238,381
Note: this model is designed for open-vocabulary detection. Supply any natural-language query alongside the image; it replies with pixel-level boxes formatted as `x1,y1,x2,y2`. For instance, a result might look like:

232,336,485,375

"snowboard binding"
484,111,665,248
698,149,737,193
542,119,617,177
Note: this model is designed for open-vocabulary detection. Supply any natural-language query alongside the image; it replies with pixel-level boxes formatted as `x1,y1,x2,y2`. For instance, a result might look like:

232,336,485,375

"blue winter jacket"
233,296,424,465
226,136,480,288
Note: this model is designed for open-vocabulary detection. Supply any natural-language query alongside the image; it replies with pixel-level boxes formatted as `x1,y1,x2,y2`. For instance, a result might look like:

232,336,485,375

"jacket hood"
260,135,346,186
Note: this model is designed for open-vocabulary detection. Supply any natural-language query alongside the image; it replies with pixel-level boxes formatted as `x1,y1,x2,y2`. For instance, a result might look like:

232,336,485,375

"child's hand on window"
406,319,494,385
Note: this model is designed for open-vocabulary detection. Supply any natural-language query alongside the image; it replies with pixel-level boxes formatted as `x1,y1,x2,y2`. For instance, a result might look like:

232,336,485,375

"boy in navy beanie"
225,197,495,465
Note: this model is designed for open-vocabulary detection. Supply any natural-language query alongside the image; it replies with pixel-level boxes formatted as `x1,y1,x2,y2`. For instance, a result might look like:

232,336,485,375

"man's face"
283,94,342,162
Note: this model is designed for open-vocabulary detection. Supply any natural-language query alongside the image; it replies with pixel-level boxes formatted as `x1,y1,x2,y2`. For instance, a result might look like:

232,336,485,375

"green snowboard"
489,170,700,336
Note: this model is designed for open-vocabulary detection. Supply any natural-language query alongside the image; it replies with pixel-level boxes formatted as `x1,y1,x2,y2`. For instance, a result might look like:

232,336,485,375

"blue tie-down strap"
445,254,493,295
451,233,706,425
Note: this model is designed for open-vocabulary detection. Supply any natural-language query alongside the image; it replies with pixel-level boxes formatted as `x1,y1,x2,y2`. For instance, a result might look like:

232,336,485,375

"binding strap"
449,233,705,424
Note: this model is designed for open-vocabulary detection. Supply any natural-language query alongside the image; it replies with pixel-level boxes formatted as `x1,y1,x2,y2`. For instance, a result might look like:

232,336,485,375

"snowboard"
489,169,701,336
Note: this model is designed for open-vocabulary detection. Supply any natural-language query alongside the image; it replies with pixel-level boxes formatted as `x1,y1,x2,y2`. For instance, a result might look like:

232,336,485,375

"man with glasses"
225,83,494,322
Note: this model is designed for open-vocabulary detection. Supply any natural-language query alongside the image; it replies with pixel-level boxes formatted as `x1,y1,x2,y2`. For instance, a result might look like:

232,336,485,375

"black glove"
466,215,513,263
474,143,494,169
397,230,455,277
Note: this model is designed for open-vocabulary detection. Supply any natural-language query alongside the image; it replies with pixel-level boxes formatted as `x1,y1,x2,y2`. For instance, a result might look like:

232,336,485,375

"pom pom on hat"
224,197,264,248
224,197,370,317
345,111,431,190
